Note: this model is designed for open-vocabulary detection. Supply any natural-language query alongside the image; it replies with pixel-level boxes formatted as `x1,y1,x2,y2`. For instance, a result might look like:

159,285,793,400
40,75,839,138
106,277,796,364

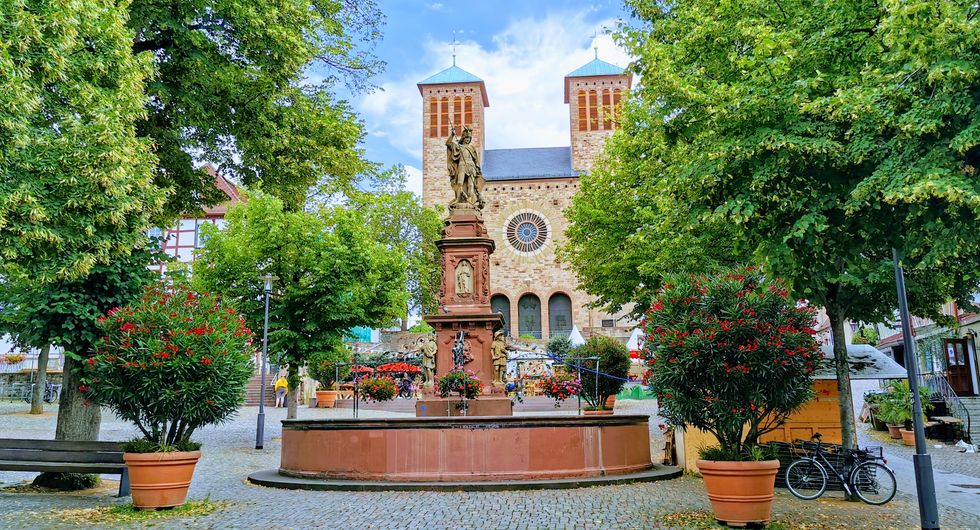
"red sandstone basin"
279,415,653,482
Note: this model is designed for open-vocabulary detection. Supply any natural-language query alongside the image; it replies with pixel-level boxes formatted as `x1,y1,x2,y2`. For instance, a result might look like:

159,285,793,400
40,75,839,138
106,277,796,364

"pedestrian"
274,375,288,408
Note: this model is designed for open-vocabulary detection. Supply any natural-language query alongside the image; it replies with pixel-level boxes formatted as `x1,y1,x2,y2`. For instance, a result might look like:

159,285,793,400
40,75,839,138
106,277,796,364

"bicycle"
784,433,897,505
21,382,60,404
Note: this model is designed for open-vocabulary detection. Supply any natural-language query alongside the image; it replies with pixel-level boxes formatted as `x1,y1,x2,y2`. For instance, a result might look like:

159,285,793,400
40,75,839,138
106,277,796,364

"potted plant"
436,369,483,400
82,284,253,509
358,375,397,402
574,335,630,415
877,380,932,445
643,267,821,526
539,372,581,408
863,391,887,431
307,345,351,408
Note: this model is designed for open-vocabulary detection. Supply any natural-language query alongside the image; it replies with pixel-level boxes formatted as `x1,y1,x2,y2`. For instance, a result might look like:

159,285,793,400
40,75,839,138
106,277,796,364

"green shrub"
32,472,100,491
545,335,573,359
573,335,630,410
307,344,352,388
408,322,434,333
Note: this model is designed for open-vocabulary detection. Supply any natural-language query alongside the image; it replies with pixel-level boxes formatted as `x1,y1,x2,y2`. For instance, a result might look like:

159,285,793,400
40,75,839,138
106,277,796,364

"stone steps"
244,372,275,407
958,396,980,442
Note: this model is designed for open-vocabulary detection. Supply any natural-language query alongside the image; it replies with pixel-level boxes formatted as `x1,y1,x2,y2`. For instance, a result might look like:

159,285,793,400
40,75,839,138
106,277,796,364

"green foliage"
699,444,778,463
307,345,353,388
539,372,582,406
574,335,631,409
358,376,397,402
347,166,443,320
0,0,163,283
127,0,384,214
545,335,573,359
192,192,407,413
609,0,980,448
82,284,255,447
518,334,537,341
436,370,484,400
31,472,100,492
876,380,933,427
644,268,821,458
121,438,202,453
408,322,435,334
852,326,879,345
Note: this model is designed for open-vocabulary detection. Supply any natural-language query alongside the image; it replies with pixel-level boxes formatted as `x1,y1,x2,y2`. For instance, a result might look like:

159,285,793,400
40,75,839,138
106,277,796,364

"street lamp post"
892,249,939,529
255,274,277,450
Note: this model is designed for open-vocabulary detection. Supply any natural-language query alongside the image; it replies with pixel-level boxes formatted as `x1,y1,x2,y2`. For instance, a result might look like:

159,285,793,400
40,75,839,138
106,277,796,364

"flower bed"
2,354,26,365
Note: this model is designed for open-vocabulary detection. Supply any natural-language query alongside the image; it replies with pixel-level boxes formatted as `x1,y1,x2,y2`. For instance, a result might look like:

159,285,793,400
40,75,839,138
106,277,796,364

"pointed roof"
417,65,489,106
563,58,631,103
565,58,625,78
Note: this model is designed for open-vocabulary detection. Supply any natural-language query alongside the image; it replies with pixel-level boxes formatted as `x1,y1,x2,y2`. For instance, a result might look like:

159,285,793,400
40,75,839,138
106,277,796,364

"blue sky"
319,0,633,195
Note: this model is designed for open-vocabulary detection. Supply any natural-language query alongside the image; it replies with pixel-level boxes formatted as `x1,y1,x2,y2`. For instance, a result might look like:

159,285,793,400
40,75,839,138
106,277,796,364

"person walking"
274,375,288,408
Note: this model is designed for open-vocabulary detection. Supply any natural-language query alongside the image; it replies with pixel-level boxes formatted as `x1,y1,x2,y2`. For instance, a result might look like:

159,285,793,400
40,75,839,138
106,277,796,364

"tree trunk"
29,344,51,415
401,317,409,332
286,363,298,420
55,355,101,441
827,306,856,450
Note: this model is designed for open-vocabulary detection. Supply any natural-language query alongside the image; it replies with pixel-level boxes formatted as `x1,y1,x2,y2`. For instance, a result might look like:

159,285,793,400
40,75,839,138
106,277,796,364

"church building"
418,57,633,340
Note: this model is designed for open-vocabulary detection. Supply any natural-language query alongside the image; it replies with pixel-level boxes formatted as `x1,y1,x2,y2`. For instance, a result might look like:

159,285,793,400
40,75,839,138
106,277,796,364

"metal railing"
919,373,971,442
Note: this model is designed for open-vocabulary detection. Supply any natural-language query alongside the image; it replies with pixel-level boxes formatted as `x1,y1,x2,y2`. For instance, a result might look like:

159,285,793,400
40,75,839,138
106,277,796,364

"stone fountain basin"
278,414,653,482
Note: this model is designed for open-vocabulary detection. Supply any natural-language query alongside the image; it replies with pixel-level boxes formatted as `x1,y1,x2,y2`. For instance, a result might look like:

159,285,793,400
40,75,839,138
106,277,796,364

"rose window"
505,211,549,254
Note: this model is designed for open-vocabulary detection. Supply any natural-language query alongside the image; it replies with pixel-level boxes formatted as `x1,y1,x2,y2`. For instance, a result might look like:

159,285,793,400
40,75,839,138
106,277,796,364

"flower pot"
316,390,338,408
605,395,617,409
869,409,887,431
886,423,903,439
583,409,614,416
899,428,916,446
697,459,780,526
124,450,201,510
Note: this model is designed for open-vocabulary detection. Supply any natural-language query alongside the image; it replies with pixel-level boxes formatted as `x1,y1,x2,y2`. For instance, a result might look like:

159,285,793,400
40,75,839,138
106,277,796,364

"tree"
573,335,631,410
605,0,980,449
126,0,383,214
0,247,161,440
347,166,443,328
0,0,163,283
193,192,407,418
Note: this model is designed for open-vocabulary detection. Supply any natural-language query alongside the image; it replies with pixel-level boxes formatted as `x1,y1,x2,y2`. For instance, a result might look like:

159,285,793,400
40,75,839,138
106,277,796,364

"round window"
505,211,549,254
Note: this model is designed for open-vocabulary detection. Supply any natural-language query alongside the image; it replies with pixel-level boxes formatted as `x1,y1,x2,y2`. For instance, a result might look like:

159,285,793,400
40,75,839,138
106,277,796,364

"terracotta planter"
583,409,614,416
900,428,916,446
697,459,780,526
605,395,617,409
124,450,201,510
886,424,903,439
316,390,338,408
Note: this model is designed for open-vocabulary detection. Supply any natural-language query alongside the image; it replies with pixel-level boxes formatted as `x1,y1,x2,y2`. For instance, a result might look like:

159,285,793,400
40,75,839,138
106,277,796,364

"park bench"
0,438,130,497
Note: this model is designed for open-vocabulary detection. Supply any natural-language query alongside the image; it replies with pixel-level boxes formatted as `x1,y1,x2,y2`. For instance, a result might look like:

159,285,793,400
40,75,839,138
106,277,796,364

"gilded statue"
446,126,485,211
490,330,509,384
455,260,473,295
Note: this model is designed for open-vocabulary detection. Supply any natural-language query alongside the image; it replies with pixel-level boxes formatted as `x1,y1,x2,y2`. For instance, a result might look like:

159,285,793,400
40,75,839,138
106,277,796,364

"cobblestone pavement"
858,422,980,479
2,401,979,529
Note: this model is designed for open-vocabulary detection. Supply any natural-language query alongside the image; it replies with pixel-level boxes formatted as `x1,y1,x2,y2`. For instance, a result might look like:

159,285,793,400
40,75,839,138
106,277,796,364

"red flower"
201,357,213,365
120,322,136,332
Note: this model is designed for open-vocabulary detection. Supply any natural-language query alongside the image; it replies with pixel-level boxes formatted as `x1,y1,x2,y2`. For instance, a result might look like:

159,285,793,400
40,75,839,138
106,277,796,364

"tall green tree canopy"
193,192,407,418
128,0,383,214
0,0,163,283
347,166,443,325
575,0,980,448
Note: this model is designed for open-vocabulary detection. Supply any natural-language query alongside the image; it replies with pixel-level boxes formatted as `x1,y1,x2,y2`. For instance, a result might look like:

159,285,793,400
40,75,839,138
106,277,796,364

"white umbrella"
568,326,586,347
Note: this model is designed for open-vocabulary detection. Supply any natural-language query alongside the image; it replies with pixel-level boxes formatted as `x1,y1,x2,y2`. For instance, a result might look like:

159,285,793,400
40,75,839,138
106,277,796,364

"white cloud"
404,164,423,197
358,11,632,163
426,3,444,10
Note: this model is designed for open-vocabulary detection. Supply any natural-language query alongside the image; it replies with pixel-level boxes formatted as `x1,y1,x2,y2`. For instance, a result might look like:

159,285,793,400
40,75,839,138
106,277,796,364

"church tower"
564,57,631,174
418,65,489,209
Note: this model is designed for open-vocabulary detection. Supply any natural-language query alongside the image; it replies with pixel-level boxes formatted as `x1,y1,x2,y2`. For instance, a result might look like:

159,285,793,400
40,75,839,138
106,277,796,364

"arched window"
577,90,588,131
491,294,511,336
588,90,598,130
429,98,438,137
439,96,450,136
518,294,542,339
602,90,613,130
548,293,573,338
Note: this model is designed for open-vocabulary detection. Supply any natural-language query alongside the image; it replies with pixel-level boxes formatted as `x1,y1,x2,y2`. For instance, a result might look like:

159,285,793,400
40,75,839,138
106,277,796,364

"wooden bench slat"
0,460,125,474
0,448,124,464
0,439,124,452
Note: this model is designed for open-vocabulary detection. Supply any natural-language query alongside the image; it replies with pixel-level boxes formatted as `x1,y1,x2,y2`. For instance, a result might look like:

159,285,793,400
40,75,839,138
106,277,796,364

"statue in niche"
455,259,473,295
446,126,485,211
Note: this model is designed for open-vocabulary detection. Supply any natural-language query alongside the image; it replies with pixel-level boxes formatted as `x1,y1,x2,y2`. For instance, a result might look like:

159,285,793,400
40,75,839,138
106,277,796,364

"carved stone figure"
419,336,436,384
446,126,485,211
455,259,473,295
452,330,467,369
490,330,508,384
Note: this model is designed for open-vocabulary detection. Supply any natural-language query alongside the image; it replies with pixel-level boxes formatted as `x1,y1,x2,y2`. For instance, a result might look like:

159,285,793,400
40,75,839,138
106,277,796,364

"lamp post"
255,273,277,450
892,249,939,529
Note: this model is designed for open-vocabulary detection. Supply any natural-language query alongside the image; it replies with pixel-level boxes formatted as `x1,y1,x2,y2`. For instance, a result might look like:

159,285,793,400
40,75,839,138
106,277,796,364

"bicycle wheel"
785,459,827,500
851,461,897,505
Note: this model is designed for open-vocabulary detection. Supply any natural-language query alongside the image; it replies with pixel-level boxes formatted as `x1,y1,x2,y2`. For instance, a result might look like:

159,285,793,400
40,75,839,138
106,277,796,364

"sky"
317,0,634,196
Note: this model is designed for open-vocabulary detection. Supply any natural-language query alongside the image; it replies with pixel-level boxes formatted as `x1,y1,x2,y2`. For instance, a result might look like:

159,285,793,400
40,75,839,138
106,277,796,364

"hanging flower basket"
436,370,483,399
540,373,581,407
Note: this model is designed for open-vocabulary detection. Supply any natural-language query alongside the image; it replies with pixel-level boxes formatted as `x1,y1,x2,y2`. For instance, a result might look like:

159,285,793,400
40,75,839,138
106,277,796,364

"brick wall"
421,83,487,210
567,75,630,173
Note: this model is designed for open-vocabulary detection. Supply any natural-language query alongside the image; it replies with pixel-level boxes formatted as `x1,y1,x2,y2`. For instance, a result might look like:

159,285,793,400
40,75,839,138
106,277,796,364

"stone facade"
567,75,630,173
420,65,633,340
